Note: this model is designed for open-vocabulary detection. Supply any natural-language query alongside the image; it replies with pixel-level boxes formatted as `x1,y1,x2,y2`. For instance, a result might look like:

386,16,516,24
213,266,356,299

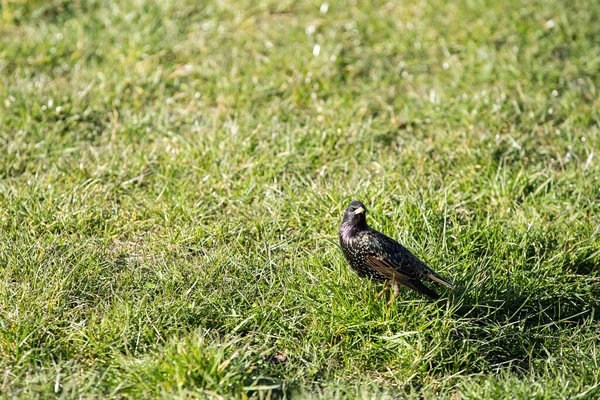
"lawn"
1,0,599,398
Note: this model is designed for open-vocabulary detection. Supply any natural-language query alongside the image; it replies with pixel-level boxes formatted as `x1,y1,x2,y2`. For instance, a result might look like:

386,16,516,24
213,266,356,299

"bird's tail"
427,272,456,290
406,280,440,300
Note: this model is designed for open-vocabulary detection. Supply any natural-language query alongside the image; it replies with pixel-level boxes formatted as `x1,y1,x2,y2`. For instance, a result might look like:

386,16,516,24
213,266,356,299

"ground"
1,0,599,398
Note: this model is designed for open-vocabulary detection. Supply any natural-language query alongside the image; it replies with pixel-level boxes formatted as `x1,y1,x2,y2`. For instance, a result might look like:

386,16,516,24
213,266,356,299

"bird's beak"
353,207,365,215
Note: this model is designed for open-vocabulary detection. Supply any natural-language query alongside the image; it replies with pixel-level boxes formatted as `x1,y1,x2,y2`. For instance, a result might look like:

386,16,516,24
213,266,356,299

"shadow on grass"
447,281,599,371
244,378,293,400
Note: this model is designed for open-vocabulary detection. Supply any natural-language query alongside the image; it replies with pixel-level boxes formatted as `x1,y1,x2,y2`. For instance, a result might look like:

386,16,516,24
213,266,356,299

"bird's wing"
364,256,416,282
361,232,420,281
363,231,456,291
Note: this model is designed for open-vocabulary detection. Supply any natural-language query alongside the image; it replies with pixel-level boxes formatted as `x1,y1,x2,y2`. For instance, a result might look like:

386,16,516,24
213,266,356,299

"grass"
1,0,599,398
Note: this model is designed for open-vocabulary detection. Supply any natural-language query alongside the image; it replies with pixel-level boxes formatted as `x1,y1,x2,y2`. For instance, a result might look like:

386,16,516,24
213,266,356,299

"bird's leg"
374,284,390,300
386,282,400,307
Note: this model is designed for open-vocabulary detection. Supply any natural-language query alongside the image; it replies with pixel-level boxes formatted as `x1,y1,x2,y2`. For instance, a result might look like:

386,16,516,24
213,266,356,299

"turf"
1,0,599,398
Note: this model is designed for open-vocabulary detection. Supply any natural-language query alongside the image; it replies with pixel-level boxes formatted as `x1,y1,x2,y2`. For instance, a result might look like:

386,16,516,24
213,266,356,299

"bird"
339,200,455,306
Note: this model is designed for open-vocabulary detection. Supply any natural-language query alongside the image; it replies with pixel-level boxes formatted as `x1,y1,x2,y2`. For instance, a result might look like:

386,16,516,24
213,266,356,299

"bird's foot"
385,283,400,307
374,285,390,300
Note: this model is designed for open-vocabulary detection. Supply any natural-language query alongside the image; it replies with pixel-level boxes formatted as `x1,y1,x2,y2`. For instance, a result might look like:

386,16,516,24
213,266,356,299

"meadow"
1,0,599,398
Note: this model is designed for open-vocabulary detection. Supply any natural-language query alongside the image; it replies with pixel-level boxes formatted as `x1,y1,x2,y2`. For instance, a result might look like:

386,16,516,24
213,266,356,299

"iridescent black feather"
339,200,455,301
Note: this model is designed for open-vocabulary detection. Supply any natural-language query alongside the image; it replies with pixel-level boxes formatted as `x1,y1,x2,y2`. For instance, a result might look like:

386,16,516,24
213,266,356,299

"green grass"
1,0,599,398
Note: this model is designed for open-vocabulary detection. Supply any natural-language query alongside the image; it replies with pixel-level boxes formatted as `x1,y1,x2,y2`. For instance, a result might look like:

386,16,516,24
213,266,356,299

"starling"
339,200,455,305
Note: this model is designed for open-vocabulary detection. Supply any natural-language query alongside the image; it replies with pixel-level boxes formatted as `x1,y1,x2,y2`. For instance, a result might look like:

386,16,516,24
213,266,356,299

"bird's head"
342,200,368,226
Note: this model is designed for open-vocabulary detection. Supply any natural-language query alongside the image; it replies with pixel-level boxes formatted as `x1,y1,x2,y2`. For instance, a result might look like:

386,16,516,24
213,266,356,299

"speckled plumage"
339,200,455,303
